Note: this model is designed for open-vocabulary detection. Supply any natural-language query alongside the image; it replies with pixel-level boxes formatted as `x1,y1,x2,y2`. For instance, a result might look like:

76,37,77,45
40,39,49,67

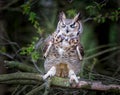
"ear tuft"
73,12,82,22
59,11,66,21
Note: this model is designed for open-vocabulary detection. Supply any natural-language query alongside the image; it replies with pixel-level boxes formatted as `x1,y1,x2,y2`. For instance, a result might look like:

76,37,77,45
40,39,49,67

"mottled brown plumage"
43,12,84,83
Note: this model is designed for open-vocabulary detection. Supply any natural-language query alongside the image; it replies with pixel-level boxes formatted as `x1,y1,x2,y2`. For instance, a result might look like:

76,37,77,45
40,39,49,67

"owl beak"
66,29,69,33
65,38,68,41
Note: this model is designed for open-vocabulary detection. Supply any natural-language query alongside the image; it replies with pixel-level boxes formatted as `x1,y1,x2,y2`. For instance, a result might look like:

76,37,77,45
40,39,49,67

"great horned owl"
43,12,84,83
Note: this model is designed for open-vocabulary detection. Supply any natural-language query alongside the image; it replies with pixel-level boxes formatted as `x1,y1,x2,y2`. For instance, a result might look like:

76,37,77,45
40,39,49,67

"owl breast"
58,47,64,56
58,38,70,56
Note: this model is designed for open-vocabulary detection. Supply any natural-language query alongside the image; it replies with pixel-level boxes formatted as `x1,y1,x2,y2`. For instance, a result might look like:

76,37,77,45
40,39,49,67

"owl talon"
43,66,56,80
69,75,79,84
69,70,79,84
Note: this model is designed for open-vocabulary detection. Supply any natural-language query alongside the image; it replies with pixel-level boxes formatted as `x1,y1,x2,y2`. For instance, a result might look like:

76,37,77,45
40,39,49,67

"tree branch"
0,0,20,11
0,72,120,92
0,72,42,82
26,83,45,95
0,80,37,85
4,61,38,73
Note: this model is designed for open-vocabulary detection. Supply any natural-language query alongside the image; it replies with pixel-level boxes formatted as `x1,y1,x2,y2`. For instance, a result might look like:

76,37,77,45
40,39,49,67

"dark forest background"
0,0,120,95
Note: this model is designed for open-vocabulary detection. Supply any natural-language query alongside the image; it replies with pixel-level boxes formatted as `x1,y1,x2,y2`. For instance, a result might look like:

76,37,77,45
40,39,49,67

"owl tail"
56,63,69,78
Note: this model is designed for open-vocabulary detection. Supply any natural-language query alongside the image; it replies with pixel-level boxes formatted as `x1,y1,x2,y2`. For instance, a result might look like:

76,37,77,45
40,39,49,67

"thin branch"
0,42,20,48
0,0,19,11
83,17,93,23
91,73,120,82
26,83,45,95
0,35,20,48
43,79,51,95
0,36,23,61
15,85,28,95
0,52,14,59
32,59,44,74
35,38,44,50
84,46,120,60
85,44,117,53
11,85,21,95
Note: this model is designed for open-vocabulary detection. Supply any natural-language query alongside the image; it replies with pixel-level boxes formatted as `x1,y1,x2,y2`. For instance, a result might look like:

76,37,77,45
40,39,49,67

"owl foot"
43,66,56,80
68,70,79,84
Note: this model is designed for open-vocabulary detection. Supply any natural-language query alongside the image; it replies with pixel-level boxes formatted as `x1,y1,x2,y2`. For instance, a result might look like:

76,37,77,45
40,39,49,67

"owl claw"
69,70,79,84
43,66,56,80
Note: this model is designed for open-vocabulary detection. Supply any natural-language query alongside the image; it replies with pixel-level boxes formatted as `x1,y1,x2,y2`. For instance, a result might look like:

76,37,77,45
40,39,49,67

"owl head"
56,12,83,38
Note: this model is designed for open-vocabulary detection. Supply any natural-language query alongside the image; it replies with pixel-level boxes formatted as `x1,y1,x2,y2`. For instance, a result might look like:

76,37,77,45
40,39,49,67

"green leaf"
85,5,94,10
31,51,40,61
34,21,40,29
28,12,37,23
66,9,76,18
21,3,30,14
101,17,105,23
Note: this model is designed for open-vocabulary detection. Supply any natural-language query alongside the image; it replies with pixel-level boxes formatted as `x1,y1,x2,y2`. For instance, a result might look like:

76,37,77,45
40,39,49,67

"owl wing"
76,43,84,60
43,35,53,58
79,43,84,56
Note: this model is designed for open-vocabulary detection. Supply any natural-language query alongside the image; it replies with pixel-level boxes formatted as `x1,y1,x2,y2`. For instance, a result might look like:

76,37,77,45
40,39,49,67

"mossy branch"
0,72,42,81
0,72,120,92
0,80,38,85
4,61,38,73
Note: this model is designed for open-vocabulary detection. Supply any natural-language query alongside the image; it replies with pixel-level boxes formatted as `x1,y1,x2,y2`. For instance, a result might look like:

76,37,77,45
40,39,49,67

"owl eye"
61,24,66,28
70,23,75,28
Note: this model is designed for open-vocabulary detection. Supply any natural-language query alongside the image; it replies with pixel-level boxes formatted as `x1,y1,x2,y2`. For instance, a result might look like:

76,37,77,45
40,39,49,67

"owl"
43,12,84,83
